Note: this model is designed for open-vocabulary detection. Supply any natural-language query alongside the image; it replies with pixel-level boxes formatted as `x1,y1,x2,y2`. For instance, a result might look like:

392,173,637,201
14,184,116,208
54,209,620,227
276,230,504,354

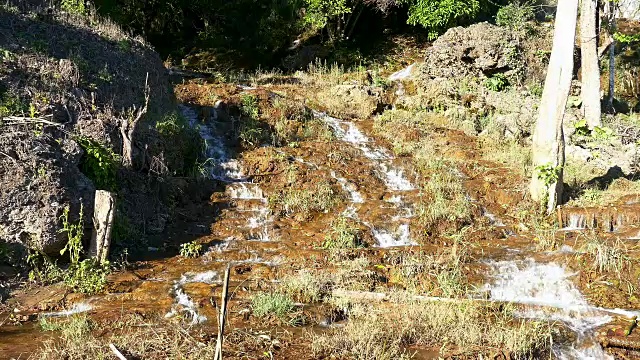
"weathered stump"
89,190,115,264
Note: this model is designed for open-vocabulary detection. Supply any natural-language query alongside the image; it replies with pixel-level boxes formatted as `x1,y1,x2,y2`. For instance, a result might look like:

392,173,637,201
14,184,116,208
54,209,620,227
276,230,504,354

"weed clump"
179,241,203,258
156,111,203,176
252,292,296,319
269,181,341,218
323,216,365,249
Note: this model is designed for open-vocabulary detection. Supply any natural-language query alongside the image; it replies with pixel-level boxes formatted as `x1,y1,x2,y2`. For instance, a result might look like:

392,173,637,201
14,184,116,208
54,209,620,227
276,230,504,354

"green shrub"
495,2,535,33
323,216,365,249
156,112,202,176
75,136,119,190
179,241,202,258
252,292,296,318
61,0,86,14
64,259,110,294
0,86,27,117
400,0,485,39
29,206,110,295
484,73,509,92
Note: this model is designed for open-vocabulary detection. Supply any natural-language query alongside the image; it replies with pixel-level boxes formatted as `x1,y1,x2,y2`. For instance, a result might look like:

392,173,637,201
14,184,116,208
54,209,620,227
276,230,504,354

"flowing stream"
177,99,632,358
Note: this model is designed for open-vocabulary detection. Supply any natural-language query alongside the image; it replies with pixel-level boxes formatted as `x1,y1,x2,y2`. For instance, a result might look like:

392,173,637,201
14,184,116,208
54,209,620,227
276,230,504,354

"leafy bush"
156,112,202,176
60,0,86,14
179,241,202,258
495,1,535,33
75,136,120,190
484,73,509,91
400,0,485,39
28,206,110,295
323,216,365,249
252,292,296,318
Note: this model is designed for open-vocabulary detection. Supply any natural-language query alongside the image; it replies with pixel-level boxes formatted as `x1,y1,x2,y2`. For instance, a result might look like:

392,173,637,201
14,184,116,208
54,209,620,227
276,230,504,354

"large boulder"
420,22,521,80
0,130,95,254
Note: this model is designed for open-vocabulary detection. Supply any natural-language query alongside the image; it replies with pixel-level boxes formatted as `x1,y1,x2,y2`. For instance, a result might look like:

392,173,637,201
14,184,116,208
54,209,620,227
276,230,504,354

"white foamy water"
227,182,265,200
371,224,415,247
331,171,364,203
42,302,93,317
381,166,415,191
180,105,245,181
388,64,415,81
560,213,587,231
482,208,505,227
166,271,221,325
484,259,614,359
315,111,414,191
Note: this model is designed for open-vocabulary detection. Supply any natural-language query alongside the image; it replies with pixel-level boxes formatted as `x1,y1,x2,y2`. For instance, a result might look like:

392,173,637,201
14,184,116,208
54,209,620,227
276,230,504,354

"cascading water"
483,259,615,359
165,271,220,325
315,111,418,247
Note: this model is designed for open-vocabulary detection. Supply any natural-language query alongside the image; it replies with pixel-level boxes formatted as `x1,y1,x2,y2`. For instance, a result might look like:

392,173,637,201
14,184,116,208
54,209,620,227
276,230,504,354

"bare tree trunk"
120,73,149,168
608,0,616,109
581,0,602,128
530,0,579,213
89,190,116,264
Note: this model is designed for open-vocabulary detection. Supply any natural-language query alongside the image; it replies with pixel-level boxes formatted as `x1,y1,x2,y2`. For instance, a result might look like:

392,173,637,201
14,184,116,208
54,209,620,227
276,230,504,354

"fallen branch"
2,115,64,128
109,343,128,360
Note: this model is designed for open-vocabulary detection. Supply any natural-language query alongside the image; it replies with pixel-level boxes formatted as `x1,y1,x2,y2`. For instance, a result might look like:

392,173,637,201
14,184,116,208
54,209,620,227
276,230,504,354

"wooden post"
89,190,116,264
214,264,231,360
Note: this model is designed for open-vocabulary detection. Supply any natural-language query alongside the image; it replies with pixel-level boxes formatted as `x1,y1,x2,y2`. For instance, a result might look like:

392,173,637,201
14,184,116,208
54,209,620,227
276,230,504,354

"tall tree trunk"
608,0,616,108
530,0,580,213
581,0,602,128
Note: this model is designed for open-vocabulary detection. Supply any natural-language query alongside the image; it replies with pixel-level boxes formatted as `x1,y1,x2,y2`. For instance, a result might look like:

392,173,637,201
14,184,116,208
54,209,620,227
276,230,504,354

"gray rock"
0,131,95,254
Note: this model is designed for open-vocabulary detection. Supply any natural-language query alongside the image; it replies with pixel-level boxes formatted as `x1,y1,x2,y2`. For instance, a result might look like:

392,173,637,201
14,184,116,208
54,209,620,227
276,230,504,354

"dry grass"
480,138,532,177
578,232,629,274
32,314,219,360
414,156,473,231
268,180,343,218
312,299,553,360
566,177,640,207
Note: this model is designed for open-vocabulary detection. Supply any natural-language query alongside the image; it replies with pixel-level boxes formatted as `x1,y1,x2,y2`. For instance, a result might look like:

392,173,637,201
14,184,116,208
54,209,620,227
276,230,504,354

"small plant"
484,73,508,92
535,163,561,186
580,233,628,274
534,50,551,63
252,292,295,319
60,0,86,14
180,241,202,258
156,112,202,176
64,259,110,294
75,136,119,190
323,216,365,249
495,1,535,33
59,205,84,265
240,94,260,119
530,83,543,97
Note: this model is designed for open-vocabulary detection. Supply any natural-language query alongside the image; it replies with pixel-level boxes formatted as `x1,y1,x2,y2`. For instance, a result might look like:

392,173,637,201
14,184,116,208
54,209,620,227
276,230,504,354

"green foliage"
252,292,296,318
484,73,509,92
530,83,543,97
240,94,260,118
95,0,303,67
573,120,615,141
613,32,640,44
238,94,268,149
495,2,534,33
535,163,561,186
64,259,110,294
0,87,27,117
59,205,84,265
75,136,119,190
400,0,483,39
323,216,365,249
179,241,202,258
303,0,351,29
61,0,86,14
156,112,202,176
29,206,109,295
